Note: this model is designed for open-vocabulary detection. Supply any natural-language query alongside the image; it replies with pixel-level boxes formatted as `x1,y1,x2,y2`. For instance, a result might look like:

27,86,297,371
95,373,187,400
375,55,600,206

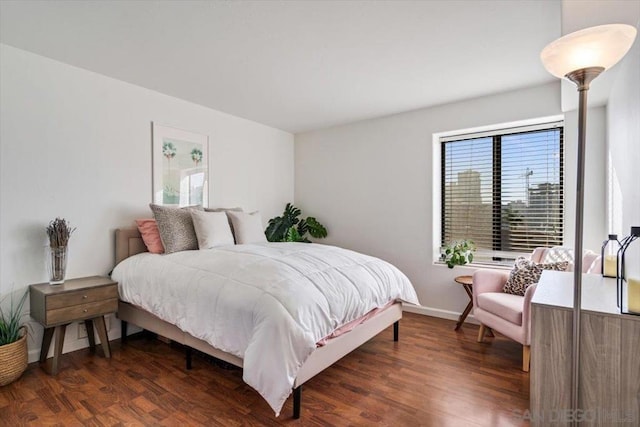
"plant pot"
0,327,27,386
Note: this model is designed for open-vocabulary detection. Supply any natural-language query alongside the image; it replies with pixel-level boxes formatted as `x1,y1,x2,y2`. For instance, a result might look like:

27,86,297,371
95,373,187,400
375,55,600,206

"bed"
112,227,418,418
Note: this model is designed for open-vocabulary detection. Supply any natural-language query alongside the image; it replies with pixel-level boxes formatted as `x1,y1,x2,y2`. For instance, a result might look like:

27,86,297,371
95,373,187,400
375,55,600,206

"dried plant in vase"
46,218,75,284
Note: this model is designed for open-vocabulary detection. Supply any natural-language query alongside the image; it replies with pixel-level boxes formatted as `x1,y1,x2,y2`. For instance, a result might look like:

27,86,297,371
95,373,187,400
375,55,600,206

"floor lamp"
540,24,637,420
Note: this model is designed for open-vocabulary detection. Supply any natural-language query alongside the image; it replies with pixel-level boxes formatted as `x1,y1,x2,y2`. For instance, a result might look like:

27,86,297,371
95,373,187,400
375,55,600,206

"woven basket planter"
0,327,28,386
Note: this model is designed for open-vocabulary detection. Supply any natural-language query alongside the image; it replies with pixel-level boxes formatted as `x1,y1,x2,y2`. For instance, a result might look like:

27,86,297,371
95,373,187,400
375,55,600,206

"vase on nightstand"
45,217,75,285
46,246,68,285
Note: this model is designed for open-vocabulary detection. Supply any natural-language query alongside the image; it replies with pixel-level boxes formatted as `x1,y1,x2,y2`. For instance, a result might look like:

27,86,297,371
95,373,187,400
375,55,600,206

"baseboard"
28,349,40,363
402,304,479,325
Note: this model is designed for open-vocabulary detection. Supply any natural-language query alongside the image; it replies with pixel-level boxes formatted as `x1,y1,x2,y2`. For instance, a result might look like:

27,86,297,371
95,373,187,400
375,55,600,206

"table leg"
40,327,54,363
94,316,111,358
462,284,473,299
121,320,128,345
51,324,67,375
84,319,96,353
455,283,475,331
455,301,474,330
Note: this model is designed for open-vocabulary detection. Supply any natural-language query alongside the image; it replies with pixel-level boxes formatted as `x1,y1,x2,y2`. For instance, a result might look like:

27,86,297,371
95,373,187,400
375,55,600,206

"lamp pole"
564,66,603,418
540,24,636,426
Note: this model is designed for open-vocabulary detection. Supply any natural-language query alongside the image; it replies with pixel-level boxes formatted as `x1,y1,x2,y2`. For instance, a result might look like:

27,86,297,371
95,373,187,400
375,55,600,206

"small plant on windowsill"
442,240,476,269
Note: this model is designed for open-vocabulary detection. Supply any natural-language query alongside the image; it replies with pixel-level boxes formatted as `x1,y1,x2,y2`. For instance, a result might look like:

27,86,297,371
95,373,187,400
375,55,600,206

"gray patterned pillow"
503,257,569,296
149,204,204,254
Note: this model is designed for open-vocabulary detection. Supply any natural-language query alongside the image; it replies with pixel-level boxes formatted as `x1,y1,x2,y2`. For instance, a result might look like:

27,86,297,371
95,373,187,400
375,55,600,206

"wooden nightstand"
29,276,118,375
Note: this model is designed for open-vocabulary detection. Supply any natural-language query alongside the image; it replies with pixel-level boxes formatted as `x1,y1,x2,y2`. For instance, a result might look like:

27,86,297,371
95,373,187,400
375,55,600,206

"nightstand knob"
83,309,88,313
83,295,88,299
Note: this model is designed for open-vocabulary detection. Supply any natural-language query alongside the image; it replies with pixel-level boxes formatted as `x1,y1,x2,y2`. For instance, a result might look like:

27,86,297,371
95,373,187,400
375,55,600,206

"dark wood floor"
0,313,529,426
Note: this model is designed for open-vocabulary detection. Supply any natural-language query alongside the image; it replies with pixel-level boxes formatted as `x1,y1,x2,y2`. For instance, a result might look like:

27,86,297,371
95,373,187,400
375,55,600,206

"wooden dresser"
530,271,640,426
30,276,118,374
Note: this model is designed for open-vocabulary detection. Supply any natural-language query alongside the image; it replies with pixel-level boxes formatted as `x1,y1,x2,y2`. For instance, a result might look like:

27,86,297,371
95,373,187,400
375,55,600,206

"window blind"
441,123,564,263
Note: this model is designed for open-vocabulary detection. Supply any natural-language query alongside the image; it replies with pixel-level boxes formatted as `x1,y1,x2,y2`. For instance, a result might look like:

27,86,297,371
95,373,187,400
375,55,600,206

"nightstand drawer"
46,298,118,325
47,284,118,310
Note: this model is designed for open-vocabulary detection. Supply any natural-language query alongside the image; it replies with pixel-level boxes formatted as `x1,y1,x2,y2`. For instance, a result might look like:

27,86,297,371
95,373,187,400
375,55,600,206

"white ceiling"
0,1,565,133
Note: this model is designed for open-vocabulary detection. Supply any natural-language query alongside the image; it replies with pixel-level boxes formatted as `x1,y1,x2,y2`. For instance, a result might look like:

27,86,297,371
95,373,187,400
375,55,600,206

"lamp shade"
541,24,637,78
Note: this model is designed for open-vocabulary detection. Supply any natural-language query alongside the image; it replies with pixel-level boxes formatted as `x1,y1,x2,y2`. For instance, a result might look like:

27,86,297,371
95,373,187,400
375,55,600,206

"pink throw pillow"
135,219,164,254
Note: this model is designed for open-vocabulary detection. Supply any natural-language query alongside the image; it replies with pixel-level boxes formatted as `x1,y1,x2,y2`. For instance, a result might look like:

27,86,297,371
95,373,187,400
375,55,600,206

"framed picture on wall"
152,123,209,207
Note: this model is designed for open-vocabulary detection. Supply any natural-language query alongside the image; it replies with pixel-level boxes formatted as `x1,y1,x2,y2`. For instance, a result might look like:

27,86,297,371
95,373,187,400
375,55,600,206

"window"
440,121,564,264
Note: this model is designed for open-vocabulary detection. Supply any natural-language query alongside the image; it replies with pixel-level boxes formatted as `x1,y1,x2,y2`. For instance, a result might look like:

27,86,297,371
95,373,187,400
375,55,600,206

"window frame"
433,116,565,266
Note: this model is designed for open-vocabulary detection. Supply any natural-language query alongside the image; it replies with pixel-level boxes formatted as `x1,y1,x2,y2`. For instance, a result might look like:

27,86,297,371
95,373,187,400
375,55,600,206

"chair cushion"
477,292,524,325
503,256,569,296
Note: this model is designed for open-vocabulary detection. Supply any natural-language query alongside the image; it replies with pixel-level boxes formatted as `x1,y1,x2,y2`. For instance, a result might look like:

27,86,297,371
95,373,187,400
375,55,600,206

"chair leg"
477,324,487,343
522,345,531,372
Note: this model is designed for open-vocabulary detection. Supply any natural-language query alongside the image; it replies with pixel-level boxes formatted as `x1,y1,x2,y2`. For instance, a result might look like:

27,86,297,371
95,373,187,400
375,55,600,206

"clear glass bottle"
601,234,620,278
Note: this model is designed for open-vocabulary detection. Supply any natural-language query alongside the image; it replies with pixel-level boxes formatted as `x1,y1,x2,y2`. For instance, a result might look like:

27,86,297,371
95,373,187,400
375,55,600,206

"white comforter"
111,242,419,415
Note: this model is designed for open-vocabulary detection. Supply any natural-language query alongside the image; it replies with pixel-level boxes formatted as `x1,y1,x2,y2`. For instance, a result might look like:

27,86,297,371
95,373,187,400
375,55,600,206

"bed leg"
393,321,399,342
293,385,302,419
121,320,128,344
186,347,192,370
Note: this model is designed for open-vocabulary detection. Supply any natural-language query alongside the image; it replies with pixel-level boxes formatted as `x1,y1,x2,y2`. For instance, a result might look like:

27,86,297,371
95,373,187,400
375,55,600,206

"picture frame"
152,123,209,207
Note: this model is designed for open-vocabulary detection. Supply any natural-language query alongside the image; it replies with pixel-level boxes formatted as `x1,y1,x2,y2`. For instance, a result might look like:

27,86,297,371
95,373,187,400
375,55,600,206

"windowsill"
433,260,513,270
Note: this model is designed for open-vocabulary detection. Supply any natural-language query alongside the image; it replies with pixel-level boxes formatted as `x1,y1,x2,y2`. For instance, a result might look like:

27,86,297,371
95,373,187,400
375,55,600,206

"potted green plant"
265,203,328,243
0,290,28,386
443,240,476,268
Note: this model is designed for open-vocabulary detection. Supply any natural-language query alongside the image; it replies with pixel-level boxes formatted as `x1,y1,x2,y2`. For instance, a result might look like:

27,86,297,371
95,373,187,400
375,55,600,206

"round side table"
453,275,474,330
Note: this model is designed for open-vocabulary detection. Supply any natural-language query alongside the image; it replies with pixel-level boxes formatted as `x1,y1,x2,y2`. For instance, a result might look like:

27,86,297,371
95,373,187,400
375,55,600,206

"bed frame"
114,228,402,418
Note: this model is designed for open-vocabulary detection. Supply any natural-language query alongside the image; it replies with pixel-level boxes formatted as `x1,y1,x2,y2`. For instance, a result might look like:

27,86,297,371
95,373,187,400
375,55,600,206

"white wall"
295,82,606,319
563,105,607,251
0,44,294,361
607,36,640,236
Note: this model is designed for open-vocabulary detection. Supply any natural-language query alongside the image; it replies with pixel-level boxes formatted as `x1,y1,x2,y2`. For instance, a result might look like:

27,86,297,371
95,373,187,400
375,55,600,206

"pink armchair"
473,248,600,372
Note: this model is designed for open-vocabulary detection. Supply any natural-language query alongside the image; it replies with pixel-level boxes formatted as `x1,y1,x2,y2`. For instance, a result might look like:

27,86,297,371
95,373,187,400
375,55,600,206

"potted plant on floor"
0,290,29,386
265,203,328,243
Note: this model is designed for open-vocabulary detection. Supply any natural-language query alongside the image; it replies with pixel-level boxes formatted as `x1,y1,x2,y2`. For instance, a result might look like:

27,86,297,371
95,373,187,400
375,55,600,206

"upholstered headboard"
115,228,148,265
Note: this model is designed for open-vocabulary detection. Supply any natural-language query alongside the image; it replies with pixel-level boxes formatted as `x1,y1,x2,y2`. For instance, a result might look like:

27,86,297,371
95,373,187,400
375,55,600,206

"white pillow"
541,247,574,265
226,211,267,244
190,210,235,249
